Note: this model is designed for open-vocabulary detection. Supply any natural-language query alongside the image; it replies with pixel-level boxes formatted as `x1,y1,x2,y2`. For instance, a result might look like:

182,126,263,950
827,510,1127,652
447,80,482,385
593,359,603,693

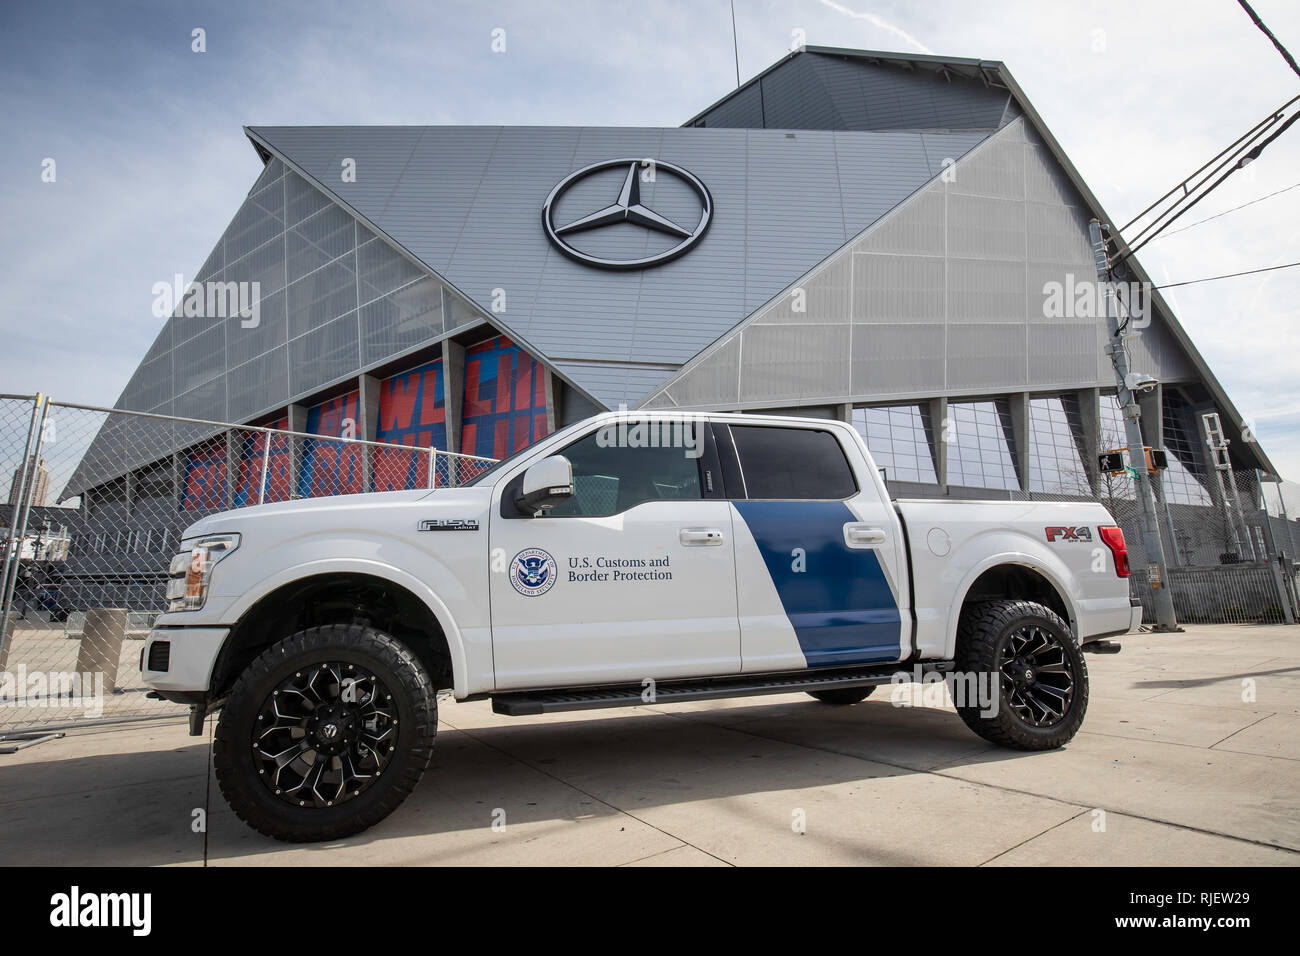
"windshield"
461,446,532,486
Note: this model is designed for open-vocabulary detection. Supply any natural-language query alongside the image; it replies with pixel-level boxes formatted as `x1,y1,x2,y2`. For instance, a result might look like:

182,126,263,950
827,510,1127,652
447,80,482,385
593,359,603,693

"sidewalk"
1,623,1296,866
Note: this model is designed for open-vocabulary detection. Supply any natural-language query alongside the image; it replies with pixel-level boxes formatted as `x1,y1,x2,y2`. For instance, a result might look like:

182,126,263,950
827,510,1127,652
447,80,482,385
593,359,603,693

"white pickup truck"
143,411,1141,841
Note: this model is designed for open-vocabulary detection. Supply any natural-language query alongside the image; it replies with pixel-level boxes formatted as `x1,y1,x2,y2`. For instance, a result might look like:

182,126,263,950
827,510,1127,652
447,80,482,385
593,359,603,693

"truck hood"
181,486,494,541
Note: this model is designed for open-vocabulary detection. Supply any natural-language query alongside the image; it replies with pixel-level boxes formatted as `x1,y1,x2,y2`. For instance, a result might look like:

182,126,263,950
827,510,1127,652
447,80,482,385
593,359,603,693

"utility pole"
1089,220,1181,631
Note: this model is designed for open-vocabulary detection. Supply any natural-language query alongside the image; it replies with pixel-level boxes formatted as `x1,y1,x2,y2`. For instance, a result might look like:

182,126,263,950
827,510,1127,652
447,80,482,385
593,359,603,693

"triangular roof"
245,123,991,410
676,45,1277,475
74,45,1276,492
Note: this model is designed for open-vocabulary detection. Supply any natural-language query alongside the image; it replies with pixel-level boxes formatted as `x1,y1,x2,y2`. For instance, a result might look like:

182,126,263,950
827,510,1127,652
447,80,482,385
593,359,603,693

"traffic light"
1098,451,1125,474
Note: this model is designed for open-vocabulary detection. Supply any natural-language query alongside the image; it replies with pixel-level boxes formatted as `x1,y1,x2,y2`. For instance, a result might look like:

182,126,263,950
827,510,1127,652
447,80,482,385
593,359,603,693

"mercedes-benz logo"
542,158,712,270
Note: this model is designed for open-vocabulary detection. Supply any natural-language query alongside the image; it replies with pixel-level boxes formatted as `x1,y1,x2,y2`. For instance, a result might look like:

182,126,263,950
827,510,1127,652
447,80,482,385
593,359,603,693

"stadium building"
44,46,1290,615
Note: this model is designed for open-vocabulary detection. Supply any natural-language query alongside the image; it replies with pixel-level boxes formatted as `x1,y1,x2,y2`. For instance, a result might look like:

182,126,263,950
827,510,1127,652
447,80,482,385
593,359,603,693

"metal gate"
0,395,494,734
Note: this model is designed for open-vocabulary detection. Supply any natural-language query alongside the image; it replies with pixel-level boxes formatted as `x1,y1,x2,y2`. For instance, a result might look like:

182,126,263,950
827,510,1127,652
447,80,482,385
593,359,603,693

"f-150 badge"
418,519,479,531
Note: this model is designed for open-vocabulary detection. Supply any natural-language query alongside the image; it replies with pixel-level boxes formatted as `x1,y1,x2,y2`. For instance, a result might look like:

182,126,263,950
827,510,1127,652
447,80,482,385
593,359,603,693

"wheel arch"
945,555,1077,658
211,565,469,699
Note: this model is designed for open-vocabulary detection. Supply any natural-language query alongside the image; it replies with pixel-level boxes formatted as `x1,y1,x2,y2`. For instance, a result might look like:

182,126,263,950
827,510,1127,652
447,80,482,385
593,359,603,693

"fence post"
0,395,48,652
1269,557,1297,625
258,430,271,505
0,617,14,672
427,448,436,489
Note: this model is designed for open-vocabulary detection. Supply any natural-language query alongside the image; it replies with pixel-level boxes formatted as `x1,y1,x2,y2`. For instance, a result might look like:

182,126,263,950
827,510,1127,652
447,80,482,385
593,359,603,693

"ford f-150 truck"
142,411,1141,841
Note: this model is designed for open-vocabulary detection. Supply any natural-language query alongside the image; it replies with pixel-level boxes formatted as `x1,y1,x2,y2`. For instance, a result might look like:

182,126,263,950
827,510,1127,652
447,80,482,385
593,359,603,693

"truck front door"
489,419,741,690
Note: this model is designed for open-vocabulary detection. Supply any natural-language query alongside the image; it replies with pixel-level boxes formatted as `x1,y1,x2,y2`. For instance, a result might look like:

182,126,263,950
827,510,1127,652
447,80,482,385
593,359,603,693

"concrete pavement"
1,623,1297,866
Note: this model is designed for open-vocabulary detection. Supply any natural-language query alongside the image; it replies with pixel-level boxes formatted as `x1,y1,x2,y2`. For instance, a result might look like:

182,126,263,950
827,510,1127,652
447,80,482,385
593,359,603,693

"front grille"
146,640,171,673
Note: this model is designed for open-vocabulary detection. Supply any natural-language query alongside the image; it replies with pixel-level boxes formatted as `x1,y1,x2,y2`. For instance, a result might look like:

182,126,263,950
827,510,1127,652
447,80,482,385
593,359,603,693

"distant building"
9,457,49,507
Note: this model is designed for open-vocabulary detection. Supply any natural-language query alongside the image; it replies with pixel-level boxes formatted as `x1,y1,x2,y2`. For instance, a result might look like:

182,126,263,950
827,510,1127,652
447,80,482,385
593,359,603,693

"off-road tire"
214,623,436,842
954,599,1088,750
807,686,876,705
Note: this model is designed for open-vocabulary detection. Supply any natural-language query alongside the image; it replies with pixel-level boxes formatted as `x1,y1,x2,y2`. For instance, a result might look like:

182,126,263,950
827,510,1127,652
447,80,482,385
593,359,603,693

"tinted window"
730,425,856,499
546,422,703,517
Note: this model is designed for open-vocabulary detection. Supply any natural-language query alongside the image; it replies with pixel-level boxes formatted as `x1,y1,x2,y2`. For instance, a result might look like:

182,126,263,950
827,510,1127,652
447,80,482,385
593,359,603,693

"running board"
491,662,953,716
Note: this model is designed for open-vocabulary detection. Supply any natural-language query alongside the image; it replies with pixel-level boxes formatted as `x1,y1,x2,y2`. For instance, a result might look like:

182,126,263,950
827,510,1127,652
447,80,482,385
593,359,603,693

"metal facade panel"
850,322,946,395
693,50,1011,132
736,323,852,402
742,129,846,315
261,126,425,219
289,311,360,397
652,117,1204,408
248,123,989,401
757,54,845,130
227,345,289,423
947,257,1027,323
946,323,1028,390
371,126,504,266
851,253,944,323
947,132,1025,201
757,255,853,324
359,275,445,367
551,362,677,410
691,81,763,128
946,193,1027,260
1027,322,1101,386
648,336,741,408
856,188,946,256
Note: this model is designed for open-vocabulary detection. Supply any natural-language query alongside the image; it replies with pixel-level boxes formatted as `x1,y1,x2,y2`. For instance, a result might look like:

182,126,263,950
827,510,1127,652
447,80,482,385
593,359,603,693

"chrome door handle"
846,525,886,545
680,527,724,546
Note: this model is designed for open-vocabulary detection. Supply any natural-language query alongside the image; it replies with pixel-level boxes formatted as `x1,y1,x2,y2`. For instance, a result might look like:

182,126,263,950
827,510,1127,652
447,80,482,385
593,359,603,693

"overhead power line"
1238,0,1300,80
1113,95,1300,261
1153,180,1300,239
1152,259,1300,290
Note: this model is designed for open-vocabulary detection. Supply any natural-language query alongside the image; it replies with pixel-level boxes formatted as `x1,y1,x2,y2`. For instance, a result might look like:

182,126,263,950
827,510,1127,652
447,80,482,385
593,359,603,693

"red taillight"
1099,525,1130,577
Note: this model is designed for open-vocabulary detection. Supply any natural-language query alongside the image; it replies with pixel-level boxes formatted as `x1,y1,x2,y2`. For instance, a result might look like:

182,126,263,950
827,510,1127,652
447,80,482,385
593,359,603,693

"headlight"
166,533,240,612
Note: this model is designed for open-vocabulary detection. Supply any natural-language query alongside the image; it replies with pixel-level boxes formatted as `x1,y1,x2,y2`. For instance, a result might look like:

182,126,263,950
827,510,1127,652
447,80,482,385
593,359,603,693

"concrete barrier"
75,608,127,693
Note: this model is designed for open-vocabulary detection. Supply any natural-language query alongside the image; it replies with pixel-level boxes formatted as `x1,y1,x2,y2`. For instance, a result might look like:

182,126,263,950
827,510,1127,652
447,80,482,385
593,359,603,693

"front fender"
222,556,479,699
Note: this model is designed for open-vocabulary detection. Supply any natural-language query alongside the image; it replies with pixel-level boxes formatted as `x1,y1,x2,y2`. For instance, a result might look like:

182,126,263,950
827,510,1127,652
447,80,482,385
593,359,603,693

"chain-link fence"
0,395,495,734
1019,461,1299,626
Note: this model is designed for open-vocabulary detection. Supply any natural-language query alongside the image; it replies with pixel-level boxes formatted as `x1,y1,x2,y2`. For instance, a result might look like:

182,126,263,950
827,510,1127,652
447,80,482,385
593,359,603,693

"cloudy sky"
2,0,1298,488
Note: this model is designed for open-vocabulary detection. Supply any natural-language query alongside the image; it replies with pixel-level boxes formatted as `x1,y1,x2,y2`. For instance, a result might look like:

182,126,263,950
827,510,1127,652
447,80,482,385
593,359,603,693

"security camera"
1125,372,1159,394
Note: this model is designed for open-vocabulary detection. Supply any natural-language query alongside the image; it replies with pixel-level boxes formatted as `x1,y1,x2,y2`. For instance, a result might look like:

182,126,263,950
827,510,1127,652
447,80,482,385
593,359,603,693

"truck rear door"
716,422,910,673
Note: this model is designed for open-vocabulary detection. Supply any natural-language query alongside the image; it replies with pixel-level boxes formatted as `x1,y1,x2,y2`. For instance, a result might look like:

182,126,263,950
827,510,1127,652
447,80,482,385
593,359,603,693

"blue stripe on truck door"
733,500,902,666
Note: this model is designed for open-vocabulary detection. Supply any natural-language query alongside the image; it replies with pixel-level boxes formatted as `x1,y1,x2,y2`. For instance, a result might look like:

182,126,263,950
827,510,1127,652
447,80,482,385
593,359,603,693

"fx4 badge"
1045,526,1092,543
418,519,479,532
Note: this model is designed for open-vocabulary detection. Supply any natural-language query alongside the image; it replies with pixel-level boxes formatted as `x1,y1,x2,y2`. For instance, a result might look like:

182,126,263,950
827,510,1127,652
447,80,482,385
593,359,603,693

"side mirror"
515,455,573,514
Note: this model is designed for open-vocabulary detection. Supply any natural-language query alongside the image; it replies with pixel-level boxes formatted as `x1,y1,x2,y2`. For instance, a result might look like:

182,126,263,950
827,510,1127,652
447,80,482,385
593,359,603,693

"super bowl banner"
180,337,547,510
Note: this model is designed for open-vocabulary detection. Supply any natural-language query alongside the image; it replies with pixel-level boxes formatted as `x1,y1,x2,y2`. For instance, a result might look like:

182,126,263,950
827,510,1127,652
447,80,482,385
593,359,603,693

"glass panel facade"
1028,397,1090,495
122,164,452,424
852,405,937,484
1098,395,1138,501
948,400,1019,490
1160,392,1213,507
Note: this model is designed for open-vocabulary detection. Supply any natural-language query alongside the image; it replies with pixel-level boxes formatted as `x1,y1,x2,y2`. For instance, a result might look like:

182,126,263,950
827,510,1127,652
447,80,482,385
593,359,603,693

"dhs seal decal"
510,548,557,597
